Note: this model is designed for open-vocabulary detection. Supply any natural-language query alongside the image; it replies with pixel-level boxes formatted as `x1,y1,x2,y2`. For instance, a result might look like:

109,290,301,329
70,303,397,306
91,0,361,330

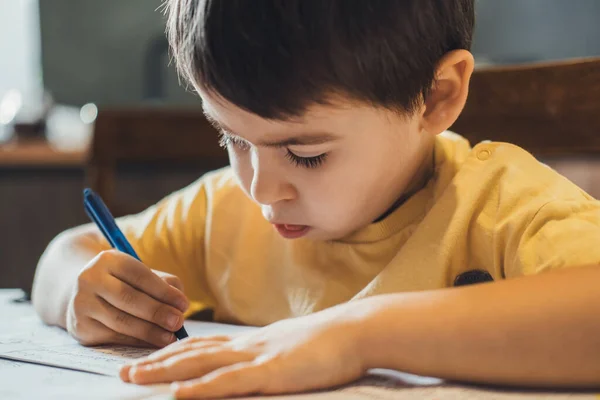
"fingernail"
167,313,180,330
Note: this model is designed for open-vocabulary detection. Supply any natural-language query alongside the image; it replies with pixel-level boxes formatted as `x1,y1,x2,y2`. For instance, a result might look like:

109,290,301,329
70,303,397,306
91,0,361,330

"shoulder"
467,140,590,202
441,136,594,229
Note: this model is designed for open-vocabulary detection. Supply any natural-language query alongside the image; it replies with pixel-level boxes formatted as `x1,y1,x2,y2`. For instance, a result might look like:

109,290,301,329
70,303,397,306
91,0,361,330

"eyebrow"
203,109,338,148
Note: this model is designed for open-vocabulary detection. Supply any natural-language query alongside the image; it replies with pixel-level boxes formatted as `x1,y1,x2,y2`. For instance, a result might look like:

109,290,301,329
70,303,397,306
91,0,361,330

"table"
0,289,172,399
1,289,599,400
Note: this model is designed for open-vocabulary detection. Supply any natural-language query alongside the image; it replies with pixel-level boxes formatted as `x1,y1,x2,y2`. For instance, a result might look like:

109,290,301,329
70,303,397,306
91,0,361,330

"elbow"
31,229,84,325
31,224,103,326
31,231,69,323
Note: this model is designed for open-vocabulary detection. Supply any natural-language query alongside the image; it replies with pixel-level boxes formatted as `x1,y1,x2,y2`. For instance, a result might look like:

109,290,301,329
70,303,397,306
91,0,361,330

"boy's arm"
120,264,600,397
358,264,600,387
31,224,107,328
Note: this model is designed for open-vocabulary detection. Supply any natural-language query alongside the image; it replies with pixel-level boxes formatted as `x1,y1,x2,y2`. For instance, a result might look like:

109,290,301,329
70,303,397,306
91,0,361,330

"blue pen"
83,188,189,340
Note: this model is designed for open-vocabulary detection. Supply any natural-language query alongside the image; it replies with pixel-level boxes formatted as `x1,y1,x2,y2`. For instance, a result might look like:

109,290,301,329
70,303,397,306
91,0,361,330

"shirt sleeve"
503,198,600,278
117,179,216,316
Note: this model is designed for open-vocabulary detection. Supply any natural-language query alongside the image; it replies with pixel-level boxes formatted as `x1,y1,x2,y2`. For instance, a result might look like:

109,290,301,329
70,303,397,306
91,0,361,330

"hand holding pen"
63,189,189,348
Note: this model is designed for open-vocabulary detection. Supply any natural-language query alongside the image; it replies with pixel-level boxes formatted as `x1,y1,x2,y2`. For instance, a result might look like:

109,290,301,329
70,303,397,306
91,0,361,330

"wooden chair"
87,108,228,217
451,56,600,157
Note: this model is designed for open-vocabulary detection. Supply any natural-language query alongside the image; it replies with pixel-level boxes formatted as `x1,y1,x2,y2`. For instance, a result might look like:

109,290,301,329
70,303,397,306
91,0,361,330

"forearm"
31,225,107,328
351,265,600,388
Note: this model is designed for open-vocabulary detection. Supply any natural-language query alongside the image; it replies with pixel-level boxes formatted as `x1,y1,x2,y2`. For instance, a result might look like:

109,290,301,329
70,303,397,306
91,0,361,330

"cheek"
301,154,385,232
300,165,367,221
305,188,370,236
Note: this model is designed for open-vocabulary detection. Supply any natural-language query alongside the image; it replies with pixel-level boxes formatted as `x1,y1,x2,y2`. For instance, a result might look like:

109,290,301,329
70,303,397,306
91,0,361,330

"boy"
32,0,600,398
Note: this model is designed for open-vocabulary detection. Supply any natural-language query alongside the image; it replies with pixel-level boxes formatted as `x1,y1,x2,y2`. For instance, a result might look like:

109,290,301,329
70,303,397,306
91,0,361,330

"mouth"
272,224,311,239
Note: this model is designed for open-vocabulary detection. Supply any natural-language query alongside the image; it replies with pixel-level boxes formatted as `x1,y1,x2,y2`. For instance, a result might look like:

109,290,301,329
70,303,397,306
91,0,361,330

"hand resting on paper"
120,307,366,399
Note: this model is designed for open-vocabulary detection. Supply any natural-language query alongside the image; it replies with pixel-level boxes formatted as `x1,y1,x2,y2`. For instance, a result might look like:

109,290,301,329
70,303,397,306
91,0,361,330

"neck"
373,147,435,223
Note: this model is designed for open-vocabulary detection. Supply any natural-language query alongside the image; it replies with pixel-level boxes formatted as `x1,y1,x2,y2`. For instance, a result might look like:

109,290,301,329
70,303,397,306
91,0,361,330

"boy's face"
201,91,434,241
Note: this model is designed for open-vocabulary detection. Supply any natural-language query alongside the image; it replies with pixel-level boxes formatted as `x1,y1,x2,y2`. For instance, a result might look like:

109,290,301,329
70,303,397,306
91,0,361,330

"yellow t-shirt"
120,132,600,326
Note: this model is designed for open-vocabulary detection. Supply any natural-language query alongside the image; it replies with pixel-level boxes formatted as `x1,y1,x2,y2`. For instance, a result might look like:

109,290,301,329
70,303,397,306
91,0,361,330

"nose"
250,149,296,206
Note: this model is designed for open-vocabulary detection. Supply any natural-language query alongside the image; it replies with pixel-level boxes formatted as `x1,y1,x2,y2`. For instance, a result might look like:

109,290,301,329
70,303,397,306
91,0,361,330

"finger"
119,340,224,382
76,317,152,348
173,362,267,399
128,347,255,385
122,335,233,381
108,255,189,312
167,335,232,344
152,270,185,292
162,275,184,292
130,334,230,364
194,335,232,342
92,296,176,348
135,338,226,364
97,274,184,332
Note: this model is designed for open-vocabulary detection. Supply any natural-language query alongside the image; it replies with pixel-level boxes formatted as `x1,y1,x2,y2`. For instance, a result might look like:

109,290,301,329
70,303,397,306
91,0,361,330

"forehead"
200,92,347,146
199,89,388,133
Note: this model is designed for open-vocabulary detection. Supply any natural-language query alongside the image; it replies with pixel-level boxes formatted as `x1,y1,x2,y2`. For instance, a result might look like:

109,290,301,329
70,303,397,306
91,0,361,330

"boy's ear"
420,50,474,135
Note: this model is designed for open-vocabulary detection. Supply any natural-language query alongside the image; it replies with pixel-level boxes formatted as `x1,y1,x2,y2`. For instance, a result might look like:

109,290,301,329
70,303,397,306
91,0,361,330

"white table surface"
0,289,171,400
1,289,598,400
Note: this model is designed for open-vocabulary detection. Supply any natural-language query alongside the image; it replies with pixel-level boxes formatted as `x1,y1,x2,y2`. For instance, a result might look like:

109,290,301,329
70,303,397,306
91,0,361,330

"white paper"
0,318,254,376
1,323,597,400
0,357,595,400
0,358,171,400
0,292,597,399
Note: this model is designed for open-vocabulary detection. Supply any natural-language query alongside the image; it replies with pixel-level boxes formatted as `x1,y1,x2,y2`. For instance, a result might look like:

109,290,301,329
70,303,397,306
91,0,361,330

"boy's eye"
219,132,327,169
285,151,328,169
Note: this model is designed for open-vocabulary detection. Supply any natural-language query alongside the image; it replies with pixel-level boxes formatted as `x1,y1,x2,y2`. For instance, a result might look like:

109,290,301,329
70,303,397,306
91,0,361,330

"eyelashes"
219,132,249,151
219,132,328,169
284,151,328,169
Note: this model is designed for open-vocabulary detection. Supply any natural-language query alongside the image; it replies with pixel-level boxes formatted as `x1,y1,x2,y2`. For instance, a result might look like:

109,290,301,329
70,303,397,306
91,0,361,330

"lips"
273,223,310,239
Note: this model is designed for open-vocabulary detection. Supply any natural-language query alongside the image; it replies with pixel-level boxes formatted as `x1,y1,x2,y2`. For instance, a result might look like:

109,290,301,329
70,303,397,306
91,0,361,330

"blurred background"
1,0,599,292
4,0,600,112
